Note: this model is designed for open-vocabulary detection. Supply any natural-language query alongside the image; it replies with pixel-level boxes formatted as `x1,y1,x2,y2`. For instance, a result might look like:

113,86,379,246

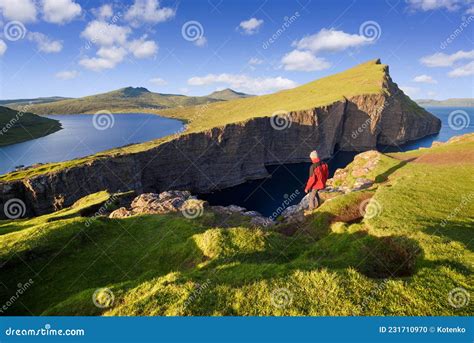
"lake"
201,107,474,216
0,114,184,175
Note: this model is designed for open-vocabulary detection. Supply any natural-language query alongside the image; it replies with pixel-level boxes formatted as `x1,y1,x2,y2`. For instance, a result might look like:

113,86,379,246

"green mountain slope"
27,87,223,115
1,134,472,316
0,106,62,146
208,88,253,100
415,98,474,107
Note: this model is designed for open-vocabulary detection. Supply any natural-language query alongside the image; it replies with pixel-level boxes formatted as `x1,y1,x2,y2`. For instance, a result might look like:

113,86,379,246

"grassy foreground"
0,134,472,316
0,106,62,146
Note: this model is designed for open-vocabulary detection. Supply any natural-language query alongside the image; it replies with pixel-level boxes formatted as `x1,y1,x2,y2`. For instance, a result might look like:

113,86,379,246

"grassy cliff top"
1,133,472,316
158,59,390,132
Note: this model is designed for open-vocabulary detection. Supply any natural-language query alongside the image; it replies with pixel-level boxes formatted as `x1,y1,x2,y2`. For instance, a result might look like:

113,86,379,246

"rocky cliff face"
0,77,441,218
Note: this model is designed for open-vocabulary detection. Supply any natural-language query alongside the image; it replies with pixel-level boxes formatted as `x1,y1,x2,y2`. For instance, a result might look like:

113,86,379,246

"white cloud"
420,50,474,67
448,61,474,77
0,0,37,22
0,39,7,56
194,36,207,47
80,46,127,71
27,32,62,53
125,0,175,27
293,28,371,53
42,0,81,24
149,77,167,86
406,0,463,12
248,57,263,65
467,6,474,14
128,36,158,58
400,85,420,97
93,4,113,19
413,74,437,84
55,70,78,80
281,50,331,71
239,18,263,35
81,20,130,47
188,73,297,94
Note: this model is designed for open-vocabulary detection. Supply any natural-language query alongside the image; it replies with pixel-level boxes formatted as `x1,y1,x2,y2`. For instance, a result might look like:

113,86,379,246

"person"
304,151,329,210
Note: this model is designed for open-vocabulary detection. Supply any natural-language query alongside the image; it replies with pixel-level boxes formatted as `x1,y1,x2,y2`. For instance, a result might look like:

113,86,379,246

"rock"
250,216,274,227
109,207,133,218
242,210,261,217
353,178,374,190
226,205,246,213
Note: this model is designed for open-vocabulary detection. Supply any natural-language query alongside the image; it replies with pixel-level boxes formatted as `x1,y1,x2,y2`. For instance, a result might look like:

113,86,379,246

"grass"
0,106,62,146
0,134,472,316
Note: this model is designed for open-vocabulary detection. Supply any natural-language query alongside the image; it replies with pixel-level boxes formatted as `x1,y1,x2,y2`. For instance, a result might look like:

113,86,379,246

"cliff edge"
0,59,441,217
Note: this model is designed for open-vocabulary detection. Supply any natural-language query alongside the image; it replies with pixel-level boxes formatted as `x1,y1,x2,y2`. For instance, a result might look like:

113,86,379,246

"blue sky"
0,0,473,100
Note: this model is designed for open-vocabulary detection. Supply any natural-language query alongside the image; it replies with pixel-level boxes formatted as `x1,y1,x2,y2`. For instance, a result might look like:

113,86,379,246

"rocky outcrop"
0,66,441,218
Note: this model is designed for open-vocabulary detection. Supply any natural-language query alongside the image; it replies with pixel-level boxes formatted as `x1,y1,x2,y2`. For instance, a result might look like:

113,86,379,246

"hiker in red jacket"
304,151,329,210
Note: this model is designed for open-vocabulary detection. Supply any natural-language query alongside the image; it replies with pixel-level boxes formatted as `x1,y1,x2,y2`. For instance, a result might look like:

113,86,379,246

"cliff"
0,60,441,218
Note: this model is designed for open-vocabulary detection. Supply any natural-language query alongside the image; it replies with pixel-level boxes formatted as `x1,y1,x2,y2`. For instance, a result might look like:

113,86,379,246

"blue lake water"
201,107,474,216
0,114,183,175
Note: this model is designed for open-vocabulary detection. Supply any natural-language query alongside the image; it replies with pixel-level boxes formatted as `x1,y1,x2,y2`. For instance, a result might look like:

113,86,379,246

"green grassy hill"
0,106,62,146
208,88,253,100
157,59,428,132
1,134,472,316
26,87,223,115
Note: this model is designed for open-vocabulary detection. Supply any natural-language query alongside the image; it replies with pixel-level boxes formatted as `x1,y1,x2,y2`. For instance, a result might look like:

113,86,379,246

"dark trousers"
308,189,321,210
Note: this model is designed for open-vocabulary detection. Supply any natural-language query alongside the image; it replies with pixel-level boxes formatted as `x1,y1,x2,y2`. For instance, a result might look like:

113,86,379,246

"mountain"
25,87,223,115
207,88,253,100
0,96,72,109
0,106,62,146
415,98,474,107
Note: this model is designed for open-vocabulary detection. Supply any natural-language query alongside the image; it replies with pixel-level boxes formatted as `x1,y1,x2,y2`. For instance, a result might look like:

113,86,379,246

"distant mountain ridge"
207,88,253,100
415,98,474,107
1,87,252,115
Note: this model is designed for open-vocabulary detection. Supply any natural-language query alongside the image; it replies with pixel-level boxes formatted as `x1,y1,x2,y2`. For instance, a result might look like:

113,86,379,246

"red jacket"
305,158,329,191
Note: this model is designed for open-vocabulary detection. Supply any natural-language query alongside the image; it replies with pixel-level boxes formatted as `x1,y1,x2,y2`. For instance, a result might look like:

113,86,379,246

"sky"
0,0,473,100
